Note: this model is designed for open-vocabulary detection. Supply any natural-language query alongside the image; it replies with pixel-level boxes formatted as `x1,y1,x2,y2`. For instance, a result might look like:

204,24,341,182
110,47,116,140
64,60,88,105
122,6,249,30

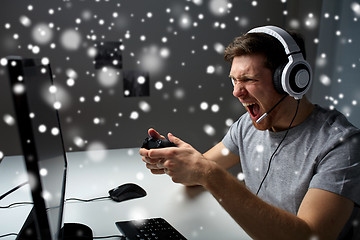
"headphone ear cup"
273,64,286,94
288,62,312,97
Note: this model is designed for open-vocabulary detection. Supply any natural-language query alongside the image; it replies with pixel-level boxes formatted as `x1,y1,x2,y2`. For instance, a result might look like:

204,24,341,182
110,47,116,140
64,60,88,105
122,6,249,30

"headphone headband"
247,25,300,55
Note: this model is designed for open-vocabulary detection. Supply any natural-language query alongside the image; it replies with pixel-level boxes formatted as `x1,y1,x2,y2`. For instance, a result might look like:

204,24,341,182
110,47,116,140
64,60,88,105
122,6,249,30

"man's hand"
139,128,168,174
139,130,214,186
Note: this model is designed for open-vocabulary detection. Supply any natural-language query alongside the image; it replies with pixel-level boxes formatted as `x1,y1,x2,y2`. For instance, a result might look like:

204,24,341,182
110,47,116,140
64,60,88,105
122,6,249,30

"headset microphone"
256,95,287,123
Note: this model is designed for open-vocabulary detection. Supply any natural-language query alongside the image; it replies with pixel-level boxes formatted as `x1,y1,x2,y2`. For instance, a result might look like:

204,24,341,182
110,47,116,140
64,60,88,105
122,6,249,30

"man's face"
229,54,285,131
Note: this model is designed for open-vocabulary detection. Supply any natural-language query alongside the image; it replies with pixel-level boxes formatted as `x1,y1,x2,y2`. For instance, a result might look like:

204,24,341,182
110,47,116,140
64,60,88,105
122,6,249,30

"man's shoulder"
311,105,359,134
305,105,360,148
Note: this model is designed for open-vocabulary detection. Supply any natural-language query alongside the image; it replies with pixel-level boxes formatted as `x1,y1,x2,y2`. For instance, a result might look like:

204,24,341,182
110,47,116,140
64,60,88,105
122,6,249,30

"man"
139,26,360,239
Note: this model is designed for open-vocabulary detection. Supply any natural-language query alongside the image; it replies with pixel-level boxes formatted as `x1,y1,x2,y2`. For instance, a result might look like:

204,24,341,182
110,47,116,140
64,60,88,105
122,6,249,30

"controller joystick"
141,137,177,149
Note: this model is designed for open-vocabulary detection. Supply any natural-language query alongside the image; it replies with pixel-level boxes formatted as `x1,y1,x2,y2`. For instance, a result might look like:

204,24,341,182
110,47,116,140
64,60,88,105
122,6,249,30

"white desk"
0,148,251,240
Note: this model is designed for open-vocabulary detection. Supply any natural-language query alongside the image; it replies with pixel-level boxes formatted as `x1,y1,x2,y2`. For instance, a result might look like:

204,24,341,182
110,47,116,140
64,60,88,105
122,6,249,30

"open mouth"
243,102,261,120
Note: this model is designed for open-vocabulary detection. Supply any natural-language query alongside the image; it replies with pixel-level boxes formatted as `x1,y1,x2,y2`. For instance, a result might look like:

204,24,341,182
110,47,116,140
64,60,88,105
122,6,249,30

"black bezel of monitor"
6,56,67,240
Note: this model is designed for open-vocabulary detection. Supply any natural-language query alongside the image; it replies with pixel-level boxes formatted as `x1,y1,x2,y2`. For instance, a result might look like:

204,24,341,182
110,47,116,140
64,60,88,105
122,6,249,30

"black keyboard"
115,217,187,240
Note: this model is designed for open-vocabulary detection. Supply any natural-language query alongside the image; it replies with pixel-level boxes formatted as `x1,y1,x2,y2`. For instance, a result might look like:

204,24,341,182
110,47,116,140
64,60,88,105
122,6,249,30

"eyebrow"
228,74,260,80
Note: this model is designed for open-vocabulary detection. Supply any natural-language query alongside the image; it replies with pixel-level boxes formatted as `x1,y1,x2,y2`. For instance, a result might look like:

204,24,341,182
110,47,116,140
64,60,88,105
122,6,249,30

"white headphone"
247,25,312,100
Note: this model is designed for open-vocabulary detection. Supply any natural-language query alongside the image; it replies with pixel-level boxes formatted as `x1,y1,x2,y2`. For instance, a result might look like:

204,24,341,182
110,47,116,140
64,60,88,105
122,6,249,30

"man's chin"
251,119,269,131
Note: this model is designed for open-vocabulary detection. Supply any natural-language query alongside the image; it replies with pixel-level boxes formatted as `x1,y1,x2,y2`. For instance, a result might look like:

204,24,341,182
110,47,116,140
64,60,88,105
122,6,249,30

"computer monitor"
6,56,67,240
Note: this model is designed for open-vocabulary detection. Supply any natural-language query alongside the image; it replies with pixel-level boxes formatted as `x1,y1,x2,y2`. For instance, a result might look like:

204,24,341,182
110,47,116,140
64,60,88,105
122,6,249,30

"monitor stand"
59,223,93,240
16,207,93,240
16,207,40,240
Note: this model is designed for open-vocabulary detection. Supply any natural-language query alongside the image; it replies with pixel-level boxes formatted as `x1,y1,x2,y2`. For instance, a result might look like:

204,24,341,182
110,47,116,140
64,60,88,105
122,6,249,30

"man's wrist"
199,159,223,188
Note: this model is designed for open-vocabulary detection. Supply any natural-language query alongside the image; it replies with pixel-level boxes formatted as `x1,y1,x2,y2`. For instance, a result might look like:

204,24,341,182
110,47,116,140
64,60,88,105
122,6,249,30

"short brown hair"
224,29,306,74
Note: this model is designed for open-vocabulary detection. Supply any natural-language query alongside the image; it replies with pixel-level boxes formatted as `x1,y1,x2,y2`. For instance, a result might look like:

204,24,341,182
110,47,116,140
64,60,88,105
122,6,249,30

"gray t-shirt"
222,105,360,237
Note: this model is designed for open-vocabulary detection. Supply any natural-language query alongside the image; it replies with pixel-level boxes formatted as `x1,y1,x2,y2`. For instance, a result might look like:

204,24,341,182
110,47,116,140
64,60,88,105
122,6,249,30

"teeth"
242,102,255,107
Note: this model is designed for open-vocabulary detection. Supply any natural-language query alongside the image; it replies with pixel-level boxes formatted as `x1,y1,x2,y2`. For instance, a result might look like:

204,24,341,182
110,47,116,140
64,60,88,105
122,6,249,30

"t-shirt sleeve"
222,117,242,156
309,132,360,206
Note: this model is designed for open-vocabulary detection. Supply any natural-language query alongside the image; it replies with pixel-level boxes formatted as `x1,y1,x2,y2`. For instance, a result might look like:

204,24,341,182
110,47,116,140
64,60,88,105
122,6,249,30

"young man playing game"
139,26,360,239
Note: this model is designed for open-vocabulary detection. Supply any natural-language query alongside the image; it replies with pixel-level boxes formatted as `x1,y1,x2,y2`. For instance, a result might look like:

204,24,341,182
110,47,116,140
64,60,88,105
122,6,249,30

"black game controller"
141,137,177,150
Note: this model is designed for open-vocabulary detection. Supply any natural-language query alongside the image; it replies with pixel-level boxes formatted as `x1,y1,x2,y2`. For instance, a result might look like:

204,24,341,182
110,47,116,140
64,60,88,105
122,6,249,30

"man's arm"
203,141,240,170
203,162,354,240
141,128,239,174
141,133,354,239
297,188,354,239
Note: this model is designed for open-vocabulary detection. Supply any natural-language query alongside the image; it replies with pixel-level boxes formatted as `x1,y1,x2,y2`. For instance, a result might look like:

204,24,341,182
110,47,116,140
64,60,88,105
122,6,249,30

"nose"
233,82,247,98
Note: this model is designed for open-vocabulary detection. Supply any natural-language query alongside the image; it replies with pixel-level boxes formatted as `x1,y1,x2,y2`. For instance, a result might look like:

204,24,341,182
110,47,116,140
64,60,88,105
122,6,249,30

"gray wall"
0,0,335,157
311,0,360,128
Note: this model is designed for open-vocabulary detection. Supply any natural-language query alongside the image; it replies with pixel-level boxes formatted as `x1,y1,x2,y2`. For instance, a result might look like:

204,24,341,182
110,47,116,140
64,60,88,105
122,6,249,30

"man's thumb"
167,132,184,146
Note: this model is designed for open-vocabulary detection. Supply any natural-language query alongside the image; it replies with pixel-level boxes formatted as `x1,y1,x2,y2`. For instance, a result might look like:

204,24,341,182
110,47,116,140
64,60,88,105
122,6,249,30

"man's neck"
271,96,314,132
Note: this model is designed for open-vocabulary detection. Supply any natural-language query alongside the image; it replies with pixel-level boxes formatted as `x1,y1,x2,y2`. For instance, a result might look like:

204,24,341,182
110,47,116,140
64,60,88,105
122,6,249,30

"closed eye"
245,78,258,83
230,76,258,85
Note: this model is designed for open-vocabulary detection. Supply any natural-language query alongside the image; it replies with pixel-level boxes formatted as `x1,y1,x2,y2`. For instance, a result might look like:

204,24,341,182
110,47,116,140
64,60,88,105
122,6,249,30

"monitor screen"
6,56,67,240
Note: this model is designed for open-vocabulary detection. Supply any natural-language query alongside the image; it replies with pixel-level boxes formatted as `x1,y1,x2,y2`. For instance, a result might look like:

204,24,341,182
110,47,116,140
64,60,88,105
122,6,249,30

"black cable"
0,201,33,209
0,195,125,239
65,198,126,239
263,95,287,117
0,181,29,200
0,233,125,239
43,196,110,211
64,198,126,239
0,196,110,209
65,196,110,203
1,182,112,204
256,99,300,196
94,235,125,239
0,182,32,209
0,233,18,238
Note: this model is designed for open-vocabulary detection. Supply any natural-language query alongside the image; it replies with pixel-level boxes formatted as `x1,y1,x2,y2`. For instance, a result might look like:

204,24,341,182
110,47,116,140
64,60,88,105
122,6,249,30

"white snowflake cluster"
0,0,359,159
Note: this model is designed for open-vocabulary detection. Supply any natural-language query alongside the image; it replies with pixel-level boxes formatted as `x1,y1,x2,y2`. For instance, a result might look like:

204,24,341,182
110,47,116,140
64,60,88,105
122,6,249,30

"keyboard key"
116,217,187,240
